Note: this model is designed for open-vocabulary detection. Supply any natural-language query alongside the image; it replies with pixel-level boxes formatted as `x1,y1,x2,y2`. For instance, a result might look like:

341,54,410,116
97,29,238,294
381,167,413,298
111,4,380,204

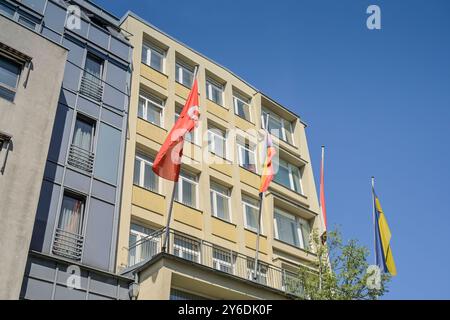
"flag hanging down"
373,188,397,276
319,146,327,243
259,133,276,193
152,79,199,181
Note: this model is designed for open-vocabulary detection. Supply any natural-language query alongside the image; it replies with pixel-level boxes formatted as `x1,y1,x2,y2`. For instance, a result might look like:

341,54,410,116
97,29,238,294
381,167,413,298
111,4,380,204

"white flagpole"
253,114,270,280
372,176,376,265
161,65,199,253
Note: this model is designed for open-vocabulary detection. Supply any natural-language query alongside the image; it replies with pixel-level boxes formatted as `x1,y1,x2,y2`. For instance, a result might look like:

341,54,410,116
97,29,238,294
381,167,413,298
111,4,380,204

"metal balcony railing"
126,228,306,297
67,145,95,173
52,228,84,261
79,75,103,102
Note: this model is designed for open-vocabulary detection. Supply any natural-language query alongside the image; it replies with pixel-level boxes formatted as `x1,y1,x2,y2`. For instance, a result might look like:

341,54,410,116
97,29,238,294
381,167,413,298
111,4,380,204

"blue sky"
94,0,450,299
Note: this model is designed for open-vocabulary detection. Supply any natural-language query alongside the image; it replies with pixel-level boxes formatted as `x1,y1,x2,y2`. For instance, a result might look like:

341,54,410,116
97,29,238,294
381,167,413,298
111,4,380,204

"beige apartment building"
117,11,324,300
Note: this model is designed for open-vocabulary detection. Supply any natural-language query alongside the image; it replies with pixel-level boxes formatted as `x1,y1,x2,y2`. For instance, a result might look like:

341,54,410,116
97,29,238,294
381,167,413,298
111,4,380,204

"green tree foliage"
294,227,391,300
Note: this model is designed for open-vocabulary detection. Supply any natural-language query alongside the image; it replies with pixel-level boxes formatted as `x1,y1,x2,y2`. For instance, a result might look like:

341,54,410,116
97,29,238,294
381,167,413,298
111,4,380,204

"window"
142,42,165,73
0,54,21,101
0,132,11,174
175,105,195,143
233,92,251,121
206,78,224,106
18,15,37,30
175,170,198,208
170,289,207,300
134,153,158,192
273,208,310,250
72,116,95,152
247,259,268,285
210,182,231,222
176,61,194,88
212,247,234,274
80,53,104,101
274,158,303,194
237,139,257,173
282,269,304,296
261,109,294,145
138,91,164,127
173,235,200,262
0,2,14,18
53,192,85,260
242,195,260,232
207,126,227,159
128,223,159,266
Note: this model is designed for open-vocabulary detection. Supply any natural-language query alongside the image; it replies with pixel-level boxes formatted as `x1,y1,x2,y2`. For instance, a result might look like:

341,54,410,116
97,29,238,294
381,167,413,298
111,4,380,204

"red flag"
259,133,276,193
152,79,199,181
320,146,327,229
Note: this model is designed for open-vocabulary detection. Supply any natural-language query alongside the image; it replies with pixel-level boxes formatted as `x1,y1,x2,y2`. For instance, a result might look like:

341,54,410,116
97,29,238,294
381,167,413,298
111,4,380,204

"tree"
293,227,391,300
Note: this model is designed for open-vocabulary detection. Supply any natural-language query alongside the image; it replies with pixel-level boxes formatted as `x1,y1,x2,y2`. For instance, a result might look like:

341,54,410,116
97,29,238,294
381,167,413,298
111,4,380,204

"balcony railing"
52,228,84,261
67,145,95,173
79,75,103,102
126,228,306,297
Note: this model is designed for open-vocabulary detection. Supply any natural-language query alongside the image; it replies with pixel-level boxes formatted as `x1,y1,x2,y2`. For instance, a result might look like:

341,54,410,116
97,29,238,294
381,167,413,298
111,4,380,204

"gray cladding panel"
21,0,46,14
91,179,116,204
88,25,109,50
41,27,62,43
77,96,100,119
48,103,72,163
110,37,130,62
59,89,77,108
22,277,54,300
43,1,66,33
63,37,85,67
101,107,123,129
62,63,82,92
82,198,114,270
105,61,127,93
64,169,91,194
54,285,87,300
102,85,126,111
43,161,64,184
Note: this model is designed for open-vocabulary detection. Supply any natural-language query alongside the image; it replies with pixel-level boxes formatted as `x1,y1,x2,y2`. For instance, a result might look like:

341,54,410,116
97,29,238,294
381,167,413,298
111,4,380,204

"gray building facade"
0,14,68,300
0,0,134,299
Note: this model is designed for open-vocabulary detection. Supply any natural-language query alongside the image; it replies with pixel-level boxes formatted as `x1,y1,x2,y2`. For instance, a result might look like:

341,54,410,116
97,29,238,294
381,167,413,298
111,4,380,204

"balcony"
67,145,95,173
126,228,306,298
52,228,84,261
79,75,103,102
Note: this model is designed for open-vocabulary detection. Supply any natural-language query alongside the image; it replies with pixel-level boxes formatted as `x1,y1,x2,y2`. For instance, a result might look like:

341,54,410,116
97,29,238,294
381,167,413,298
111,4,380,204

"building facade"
0,0,133,299
117,12,324,300
0,14,68,300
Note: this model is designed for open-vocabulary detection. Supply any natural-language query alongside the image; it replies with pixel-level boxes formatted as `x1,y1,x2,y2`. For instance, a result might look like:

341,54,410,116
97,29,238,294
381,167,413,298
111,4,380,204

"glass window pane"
150,49,163,71
133,158,140,185
0,2,15,17
216,193,229,220
182,179,195,207
138,97,145,119
291,166,303,194
72,118,93,151
141,46,148,64
18,15,36,29
84,54,102,79
144,162,156,191
58,195,84,234
283,120,294,144
147,102,162,126
275,211,299,247
0,56,20,88
275,161,291,189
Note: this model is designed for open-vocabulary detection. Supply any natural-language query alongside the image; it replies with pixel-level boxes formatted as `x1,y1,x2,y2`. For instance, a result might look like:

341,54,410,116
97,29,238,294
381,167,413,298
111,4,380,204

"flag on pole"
319,146,327,243
152,78,199,181
373,187,397,276
259,133,276,193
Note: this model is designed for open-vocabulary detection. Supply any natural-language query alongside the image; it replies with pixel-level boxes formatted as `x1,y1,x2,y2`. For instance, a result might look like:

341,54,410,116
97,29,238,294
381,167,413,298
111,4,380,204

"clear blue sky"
94,0,450,299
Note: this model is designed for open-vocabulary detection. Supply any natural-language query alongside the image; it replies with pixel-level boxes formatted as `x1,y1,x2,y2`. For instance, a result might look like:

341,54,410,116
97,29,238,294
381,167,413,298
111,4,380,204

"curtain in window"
58,195,83,234
72,118,93,151
84,55,102,84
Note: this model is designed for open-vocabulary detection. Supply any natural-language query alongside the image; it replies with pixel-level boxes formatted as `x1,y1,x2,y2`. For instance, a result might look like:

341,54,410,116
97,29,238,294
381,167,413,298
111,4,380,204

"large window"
237,139,257,173
206,78,224,106
233,92,251,121
72,116,95,152
175,170,198,208
213,247,234,274
207,126,227,159
128,223,158,266
138,91,164,127
142,42,165,73
242,195,260,232
210,182,231,222
247,259,268,285
134,153,158,192
274,158,303,194
175,105,195,143
175,61,194,88
261,109,294,145
0,54,21,101
173,235,200,262
80,53,104,101
273,208,310,250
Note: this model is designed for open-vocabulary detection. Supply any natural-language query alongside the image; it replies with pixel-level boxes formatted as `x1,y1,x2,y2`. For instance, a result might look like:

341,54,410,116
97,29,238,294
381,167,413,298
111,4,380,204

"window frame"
273,208,310,250
275,158,304,195
212,246,235,274
210,182,231,222
207,126,227,159
173,235,201,263
233,92,252,122
134,152,159,193
72,114,96,153
237,138,257,173
206,78,224,106
57,192,86,236
0,52,22,102
175,60,194,88
129,223,158,265
83,53,104,82
261,109,295,145
242,195,261,233
142,42,165,73
138,91,165,127
175,170,199,209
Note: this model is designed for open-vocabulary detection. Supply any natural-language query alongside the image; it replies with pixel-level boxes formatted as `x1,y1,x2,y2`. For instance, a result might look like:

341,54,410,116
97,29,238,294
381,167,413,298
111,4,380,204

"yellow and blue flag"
373,188,397,276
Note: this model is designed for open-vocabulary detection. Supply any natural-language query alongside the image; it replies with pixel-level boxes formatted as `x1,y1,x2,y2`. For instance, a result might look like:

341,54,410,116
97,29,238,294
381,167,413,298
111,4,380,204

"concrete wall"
0,16,67,299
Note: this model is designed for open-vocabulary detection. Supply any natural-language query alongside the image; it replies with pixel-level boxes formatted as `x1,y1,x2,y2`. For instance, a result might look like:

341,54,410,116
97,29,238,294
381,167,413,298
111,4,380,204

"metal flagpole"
161,65,200,253
253,114,270,280
372,176,376,265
